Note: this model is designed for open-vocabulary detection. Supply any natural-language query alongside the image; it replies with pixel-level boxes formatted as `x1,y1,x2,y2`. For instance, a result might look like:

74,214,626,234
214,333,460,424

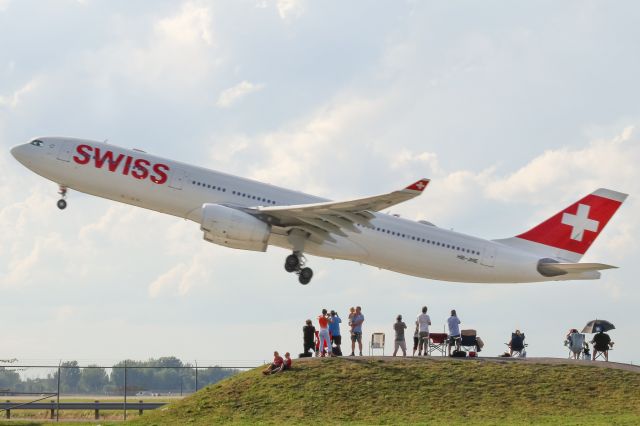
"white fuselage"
11,137,572,283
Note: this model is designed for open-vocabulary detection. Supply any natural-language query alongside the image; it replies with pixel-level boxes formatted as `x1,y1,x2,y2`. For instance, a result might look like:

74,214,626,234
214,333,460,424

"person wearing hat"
393,315,407,357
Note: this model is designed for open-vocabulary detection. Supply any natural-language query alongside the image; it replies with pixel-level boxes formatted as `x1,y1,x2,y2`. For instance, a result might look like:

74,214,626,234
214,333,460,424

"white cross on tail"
561,204,599,241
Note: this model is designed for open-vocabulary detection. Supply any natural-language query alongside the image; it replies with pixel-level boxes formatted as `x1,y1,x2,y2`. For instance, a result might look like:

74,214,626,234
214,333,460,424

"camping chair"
566,333,586,359
428,333,448,356
460,329,478,353
507,332,527,357
369,333,385,356
593,343,612,361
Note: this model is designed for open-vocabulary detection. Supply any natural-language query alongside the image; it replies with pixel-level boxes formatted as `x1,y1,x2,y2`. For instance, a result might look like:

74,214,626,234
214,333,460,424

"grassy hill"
129,357,640,425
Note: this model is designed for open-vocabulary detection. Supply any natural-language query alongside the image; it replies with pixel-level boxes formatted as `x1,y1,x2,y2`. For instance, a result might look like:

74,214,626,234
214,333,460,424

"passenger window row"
192,180,277,205
357,223,480,255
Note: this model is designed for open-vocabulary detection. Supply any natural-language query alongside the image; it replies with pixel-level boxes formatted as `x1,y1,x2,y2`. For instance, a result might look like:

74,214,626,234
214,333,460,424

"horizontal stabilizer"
537,261,617,277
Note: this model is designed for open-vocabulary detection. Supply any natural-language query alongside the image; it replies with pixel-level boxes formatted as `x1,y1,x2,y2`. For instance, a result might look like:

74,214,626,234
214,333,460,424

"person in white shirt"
416,306,431,356
447,309,461,356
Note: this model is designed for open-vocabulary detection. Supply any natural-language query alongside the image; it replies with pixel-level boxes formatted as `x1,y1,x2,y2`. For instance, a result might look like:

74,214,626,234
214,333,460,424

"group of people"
302,306,365,357
392,307,463,357
262,351,292,375
276,306,618,366
565,328,614,361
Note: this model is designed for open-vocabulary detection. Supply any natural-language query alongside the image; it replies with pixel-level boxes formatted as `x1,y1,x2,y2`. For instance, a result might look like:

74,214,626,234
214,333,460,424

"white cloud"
485,126,636,204
155,1,213,46
247,95,383,194
147,250,218,298
0,78,39,109
216,81,264,108
276,0,304,20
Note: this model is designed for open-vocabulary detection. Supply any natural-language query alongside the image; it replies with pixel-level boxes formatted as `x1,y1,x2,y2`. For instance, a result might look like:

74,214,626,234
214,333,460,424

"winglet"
405,178,430,192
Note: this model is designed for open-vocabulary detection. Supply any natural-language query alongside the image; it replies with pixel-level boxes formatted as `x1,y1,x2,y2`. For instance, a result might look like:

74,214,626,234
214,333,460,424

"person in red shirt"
262,351,284,375
281,352,292,371
317,309,332,357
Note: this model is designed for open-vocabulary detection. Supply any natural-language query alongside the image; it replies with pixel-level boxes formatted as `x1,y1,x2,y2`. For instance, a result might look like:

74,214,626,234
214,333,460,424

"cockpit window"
30,139,44,147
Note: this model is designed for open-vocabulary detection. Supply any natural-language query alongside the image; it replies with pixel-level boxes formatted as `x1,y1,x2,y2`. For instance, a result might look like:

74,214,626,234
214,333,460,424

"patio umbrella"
582,319,615,333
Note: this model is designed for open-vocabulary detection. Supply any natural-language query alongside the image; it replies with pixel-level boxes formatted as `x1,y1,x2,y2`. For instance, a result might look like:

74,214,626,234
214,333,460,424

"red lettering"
132,158,150,179
93,148,125,172
72,144,169,185
73,144,92,165
122,156,133,175
151,163,170,184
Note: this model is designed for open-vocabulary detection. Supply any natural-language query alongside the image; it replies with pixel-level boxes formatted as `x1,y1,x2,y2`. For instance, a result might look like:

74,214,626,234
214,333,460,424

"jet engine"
200,203,271,251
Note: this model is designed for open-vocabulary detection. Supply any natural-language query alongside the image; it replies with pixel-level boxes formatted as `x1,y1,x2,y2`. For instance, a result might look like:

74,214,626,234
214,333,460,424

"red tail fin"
516,188,627,256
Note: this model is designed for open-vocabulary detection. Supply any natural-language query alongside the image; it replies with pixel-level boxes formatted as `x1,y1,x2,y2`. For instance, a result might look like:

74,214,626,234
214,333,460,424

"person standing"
329,310,342,355
317,309,332,357
417,306,431,356
393,315,407,357
412,320,420,356
350,306,365,356
302,319,316,356
447,309,461,356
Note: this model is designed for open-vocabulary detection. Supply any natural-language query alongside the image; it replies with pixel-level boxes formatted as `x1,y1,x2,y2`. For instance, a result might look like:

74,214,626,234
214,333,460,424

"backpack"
332,346,342,356
452,350,466,358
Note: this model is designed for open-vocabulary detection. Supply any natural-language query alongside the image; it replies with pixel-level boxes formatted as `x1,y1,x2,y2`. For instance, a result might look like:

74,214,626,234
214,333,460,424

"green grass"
3,358,638,425
126,358,640,425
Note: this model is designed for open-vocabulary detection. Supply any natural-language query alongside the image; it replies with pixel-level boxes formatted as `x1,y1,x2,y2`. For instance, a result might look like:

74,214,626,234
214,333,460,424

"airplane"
11,137,627,285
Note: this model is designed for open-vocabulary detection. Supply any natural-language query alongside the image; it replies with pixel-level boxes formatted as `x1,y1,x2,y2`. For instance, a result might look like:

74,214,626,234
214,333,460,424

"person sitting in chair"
565,328,585,359
591,329,613,361
508,330,525,356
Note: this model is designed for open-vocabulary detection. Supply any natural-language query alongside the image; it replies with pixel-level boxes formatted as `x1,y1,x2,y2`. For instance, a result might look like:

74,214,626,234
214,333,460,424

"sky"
1,0,639,367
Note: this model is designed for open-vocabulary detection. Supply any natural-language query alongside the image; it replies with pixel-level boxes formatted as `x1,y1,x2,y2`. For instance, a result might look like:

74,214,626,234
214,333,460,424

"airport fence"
0,360,261,421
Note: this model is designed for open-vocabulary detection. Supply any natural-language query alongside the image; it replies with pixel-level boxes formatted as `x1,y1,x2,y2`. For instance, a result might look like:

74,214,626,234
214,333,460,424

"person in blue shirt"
350,306,365,356
329,310,342,355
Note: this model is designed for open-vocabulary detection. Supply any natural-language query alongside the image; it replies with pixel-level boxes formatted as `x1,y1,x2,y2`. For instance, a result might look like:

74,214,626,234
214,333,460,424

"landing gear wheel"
298,267,313,285
284,254,300,272
57,185,68,210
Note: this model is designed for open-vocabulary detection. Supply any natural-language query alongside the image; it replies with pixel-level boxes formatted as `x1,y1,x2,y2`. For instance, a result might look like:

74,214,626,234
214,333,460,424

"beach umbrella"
581,319,615,333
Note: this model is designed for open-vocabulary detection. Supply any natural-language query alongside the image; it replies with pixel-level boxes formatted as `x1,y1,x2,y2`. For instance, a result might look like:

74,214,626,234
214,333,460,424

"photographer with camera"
329,310,342,355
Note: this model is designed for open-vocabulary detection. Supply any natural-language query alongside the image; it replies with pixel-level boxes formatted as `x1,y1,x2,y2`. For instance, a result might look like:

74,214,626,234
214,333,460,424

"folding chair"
369,333,385,356
460,329,478,353
593,346,612,361
566,333,586,359
507,332,527,357
428,333,448,356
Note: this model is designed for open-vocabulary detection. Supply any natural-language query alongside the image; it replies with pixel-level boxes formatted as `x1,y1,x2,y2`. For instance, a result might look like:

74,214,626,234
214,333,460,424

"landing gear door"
56,142,73,162
169,168,187,190
480,245,496,267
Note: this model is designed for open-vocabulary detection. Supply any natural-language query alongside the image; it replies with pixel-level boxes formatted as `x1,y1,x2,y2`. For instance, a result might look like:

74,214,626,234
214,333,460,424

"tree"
79,365,108,394
54,361,81,393
0,367,21,390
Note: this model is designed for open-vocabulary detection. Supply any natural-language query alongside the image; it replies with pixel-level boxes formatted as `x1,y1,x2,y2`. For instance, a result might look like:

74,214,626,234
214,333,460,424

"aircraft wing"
254,178,429,242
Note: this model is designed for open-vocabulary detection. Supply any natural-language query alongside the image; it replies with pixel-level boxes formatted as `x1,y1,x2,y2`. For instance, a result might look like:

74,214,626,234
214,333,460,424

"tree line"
0,357,239,395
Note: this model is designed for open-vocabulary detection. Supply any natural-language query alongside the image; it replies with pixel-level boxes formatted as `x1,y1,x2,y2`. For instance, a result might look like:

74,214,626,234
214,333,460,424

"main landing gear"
57,185,68,210
284,252,314,285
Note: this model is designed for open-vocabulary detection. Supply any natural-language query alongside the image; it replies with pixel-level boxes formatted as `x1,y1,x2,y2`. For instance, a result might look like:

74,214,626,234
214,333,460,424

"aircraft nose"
10,144,29,165
10,145,21,160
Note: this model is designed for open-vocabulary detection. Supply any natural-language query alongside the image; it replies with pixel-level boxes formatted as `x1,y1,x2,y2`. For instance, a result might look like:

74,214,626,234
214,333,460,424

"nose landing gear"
283,251,314,285
57,185,68,210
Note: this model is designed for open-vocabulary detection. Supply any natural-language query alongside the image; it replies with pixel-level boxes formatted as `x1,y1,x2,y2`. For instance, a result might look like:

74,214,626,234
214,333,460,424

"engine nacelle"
200,203,271,252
